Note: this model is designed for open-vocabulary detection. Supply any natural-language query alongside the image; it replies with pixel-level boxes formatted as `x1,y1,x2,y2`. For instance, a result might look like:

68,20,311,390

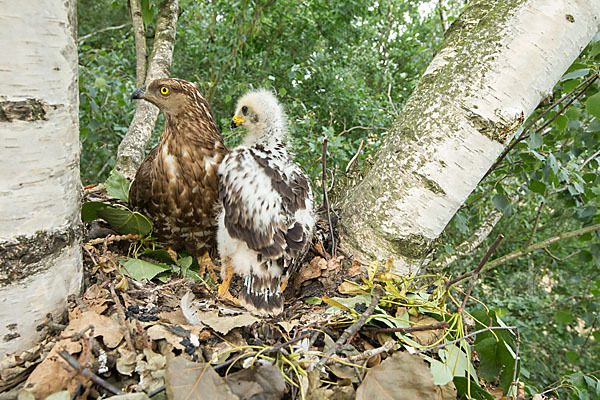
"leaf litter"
0,183,520,399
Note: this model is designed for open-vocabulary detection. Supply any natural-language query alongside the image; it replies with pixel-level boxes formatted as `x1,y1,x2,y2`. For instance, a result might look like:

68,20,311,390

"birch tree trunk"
115,0,179,180
0,0,81,357
338,0,600,274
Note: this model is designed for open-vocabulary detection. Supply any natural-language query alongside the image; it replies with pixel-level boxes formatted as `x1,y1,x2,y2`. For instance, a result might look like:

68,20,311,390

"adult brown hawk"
129,78,228,256
217,90,315,316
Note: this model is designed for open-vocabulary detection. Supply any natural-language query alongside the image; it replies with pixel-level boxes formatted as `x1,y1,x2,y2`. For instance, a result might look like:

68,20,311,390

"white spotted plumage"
217,90,315,316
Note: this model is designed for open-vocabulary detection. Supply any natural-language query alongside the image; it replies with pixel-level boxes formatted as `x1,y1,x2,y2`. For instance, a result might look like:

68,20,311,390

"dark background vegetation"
78,0,600,396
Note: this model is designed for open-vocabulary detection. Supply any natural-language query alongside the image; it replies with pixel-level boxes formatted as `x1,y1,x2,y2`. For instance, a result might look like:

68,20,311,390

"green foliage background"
78,0,600,396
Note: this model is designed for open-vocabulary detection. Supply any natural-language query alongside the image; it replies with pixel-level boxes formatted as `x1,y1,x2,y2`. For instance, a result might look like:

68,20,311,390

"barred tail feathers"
239,273,283,316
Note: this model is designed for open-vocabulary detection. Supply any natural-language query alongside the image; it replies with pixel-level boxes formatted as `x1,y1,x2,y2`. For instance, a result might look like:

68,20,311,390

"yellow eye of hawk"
160,86,169,95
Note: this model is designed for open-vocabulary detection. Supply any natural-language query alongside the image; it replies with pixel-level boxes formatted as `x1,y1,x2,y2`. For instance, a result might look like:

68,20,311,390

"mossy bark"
338,0,600,274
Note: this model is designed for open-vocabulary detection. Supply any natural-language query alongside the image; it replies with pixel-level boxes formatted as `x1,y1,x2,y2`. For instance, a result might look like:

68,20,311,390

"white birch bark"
115,0,179,180
338,0,600,274
0,0,82,357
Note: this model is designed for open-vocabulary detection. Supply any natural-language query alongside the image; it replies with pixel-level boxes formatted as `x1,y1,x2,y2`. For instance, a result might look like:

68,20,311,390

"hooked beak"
131,85,147,100
231,115,245,129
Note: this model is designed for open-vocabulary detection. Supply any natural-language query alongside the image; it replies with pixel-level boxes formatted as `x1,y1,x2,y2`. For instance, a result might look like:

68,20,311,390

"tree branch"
78,23,131,42
316,285,384,369
482,224,600,273
115,0,179,180
128,0,147,88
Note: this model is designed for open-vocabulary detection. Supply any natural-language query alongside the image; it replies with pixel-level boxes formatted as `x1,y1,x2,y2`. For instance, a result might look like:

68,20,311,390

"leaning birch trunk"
115,0,179,180
338,0,600,274
0,0,81,357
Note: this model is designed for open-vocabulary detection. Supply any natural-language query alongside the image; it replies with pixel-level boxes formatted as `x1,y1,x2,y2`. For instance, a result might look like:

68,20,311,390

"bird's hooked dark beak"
131,85,147,100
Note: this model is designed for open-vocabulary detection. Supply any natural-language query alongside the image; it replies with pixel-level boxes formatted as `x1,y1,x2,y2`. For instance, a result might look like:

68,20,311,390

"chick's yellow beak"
231,115,245,129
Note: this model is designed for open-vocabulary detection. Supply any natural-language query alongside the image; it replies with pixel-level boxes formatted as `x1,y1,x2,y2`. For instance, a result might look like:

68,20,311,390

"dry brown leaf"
348,260,362,277
299,257,327,281
63,311,124,348
199,311,259,335
436,380,458,400
165,353,239,399
226,365,286,400
116,344,137,376
338,281,365,295
21,340,88,398
356,352,438,400
409,315,445,347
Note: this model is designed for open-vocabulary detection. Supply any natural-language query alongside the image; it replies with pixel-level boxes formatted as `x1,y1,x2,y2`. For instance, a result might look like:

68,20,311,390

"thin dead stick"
214,331,310,371
415,324,517,354
508,328,522,400
322,137,336,258
325,340,398,366
457,234,505,314
482,72,598,181
447,234,505,289
78,23,131,41
345,139,364,172
58,351,125,395
365,320,448,334
316,285,385,369
109,284,135,352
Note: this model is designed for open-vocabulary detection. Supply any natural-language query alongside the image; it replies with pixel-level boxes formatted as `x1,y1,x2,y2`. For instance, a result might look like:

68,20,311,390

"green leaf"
105,169,130,202
305,297,323,305
529,179,546,195
555,310,574,325
81,201,110,221
586,92,600,119
561,68,589,81
141,0,154,26
492,193,510,212
120,257,170,281
593,331,600,342
566,351,579,364
142,249,176,264
453,377,495,400
527,132,543,149
428,359,453,385
94,77,107,90
555,114,568,132
96,207,152,236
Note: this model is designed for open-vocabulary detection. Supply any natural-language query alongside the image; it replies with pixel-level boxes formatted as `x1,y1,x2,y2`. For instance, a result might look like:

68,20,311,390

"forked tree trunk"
338,0,600,274
0,0,82,357
115,0,179,180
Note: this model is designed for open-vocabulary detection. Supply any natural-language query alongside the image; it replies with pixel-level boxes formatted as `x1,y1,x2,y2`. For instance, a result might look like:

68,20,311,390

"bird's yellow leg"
280,278,289,292
218,257,239,305
198,251,219,283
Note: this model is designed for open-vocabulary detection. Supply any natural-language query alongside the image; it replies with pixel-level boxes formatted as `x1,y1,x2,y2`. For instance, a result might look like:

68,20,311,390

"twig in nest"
86,233,141,246
365,321,448,334
316,285,385,369
325,339,398,366
214,331,311,371
322,137,336,259
109,284,135,352
58,351,125,395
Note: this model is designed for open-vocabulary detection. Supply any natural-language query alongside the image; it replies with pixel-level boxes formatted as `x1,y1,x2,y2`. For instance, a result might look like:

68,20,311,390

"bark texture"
0,0,82,357
338,0,600,274
129,0,147,88
115,0,179,180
